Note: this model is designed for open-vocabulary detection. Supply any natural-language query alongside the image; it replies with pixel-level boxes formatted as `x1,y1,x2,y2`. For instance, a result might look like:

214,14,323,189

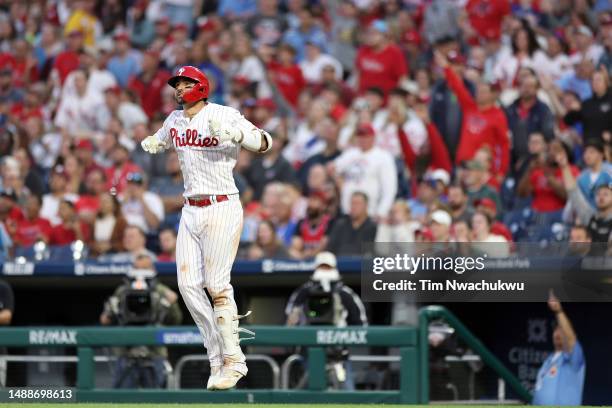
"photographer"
285,252,368,390
517,139,579,223
100,252,182,388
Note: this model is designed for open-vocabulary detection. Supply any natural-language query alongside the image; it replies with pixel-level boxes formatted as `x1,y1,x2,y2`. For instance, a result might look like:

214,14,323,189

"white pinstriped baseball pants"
175,194,243,369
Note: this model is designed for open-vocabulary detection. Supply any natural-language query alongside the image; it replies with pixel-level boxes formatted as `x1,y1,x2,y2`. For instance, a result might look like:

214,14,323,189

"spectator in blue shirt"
218,0,257,20
576,140,612,209
282,5,328,62
533,291,585,406
107,33,141,88
555,59,595,101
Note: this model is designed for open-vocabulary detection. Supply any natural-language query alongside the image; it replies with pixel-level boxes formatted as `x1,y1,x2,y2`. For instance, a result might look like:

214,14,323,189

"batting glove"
141,136,166,154
209,119,243,144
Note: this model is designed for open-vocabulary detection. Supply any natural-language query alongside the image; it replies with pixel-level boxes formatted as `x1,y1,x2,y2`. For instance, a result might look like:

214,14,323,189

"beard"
306,208,321,219
448,201,463,211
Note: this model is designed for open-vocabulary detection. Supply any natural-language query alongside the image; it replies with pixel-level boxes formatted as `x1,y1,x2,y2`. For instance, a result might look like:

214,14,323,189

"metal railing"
0,309,529,404
419,306,532,403
172,354,280,389
280,354,401,389
0,354,175,389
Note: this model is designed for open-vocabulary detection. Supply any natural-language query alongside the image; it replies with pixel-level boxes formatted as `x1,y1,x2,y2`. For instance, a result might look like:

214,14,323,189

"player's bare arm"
549,290,577,352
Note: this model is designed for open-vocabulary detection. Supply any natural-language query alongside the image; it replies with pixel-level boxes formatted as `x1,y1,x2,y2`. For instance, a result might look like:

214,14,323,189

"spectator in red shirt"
9,84,45,127
13,195,52,247
269,44,305,108
435,50,510,182
355,20,408,96
465,0,511,43
128,50,171,119
49,200,92,246
105,144,142,195
157,227,177,262
74,139,104,177
76,168,108,224
289,191,332,259
397,101,453,176
8,38,39,87
517,139,580,213
52,29,84,85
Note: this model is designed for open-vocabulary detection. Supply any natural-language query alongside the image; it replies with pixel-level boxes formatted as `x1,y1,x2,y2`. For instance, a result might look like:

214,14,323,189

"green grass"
0,402,532,408
0,405,511,408
4,405,610,408
1,405,414,408
0,405,530,408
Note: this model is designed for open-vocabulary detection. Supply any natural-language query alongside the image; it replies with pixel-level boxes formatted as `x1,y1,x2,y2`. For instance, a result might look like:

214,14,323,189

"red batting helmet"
168,66,210,102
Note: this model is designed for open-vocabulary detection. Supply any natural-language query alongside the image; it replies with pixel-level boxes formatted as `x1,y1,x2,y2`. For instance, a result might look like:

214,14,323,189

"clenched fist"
209,119,243,144
141,136,167,154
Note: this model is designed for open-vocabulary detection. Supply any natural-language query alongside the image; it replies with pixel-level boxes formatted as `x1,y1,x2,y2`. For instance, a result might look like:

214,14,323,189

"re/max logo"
316,330,367,345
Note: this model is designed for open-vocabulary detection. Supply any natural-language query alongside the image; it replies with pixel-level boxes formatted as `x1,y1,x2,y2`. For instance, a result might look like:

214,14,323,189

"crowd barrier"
0,306,531,404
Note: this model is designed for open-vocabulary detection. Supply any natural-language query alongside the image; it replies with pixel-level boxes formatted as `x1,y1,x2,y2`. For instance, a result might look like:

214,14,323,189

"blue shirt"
108,53,141,88
577,162,612,208
218,0,257,18
533,341,585,406
282,27,328,62
556,74,593,101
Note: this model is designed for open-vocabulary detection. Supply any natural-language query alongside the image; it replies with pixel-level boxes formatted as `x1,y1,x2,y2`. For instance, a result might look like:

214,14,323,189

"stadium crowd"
0,0,611,262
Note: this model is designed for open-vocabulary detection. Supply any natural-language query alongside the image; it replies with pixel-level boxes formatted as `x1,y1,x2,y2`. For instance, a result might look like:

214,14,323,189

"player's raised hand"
209,119,243,143
548,289,562,313
141,136,166,154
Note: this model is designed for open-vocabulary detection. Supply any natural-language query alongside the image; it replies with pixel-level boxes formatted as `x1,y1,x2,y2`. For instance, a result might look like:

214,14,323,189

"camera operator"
285,252,368,390
100,252,182,388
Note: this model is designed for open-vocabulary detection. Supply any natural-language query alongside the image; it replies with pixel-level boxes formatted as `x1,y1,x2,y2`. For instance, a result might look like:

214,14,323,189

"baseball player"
140,66,272,390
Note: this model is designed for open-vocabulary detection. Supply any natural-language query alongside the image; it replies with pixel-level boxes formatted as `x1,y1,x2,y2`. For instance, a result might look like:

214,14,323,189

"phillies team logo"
171,128,219,147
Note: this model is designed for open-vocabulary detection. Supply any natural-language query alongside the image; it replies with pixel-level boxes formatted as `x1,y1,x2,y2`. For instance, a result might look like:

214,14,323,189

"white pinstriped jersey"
153,103,245,197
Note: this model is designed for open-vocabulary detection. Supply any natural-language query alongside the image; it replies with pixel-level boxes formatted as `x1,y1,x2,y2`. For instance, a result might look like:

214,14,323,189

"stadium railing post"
307,347,326,390
418,310,430,404
76,347,94,390
399,346,418,404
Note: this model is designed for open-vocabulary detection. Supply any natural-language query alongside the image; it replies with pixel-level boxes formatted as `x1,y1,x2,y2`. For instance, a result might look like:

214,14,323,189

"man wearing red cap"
140,66,272,390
